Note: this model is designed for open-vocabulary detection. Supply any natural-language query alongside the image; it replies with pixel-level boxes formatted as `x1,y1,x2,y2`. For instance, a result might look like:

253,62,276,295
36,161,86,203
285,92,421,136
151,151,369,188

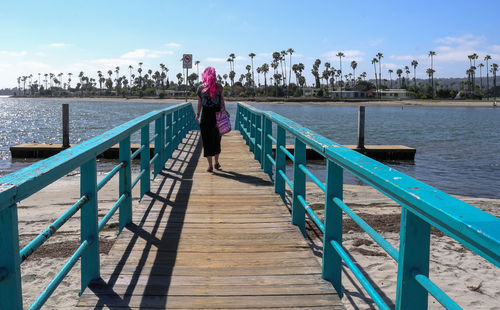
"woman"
195,67,226,172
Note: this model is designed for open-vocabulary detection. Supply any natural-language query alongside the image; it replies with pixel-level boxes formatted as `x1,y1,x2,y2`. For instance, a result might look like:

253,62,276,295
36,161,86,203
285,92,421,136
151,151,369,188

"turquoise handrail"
0,102,197,309
235,102,500,310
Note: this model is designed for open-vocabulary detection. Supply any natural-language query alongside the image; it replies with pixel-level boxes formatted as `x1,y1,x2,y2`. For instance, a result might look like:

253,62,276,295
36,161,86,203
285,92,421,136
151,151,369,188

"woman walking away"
196,66,226,172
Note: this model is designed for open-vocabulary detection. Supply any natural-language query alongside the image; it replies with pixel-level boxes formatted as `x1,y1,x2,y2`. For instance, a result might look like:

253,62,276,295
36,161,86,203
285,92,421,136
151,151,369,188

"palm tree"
67,73,72,89
336,52,344,98
491,63,498,99
350,61,357,87
128,65,133,89
428,51,436,98
256,66,261,87
404,66,410,88
311,59,321,88
411,60,418,88
261,63,269,95
280,50,287,87
287,48,294,90
388,69,393,88
376,52,383,95
478,63,484,90
138,62,143,88
472,53,479,89
97,71,103,90
484,55,492,93
396,69,403,88
248,52,256,87
371,58,378,93
323,64,331,93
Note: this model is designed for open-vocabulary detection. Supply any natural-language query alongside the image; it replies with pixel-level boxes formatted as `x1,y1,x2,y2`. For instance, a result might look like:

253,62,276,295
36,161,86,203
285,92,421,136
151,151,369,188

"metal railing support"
263,116,273,178
80,158,99,294
153,117,163,177
255,114,262,163
396,208,431,309
274,125,286,201
140,125,150,199
165,113,173,159
235,105,241,131
119,137,132,233
292,137,306,236
322,159,343,297
0,202,23,309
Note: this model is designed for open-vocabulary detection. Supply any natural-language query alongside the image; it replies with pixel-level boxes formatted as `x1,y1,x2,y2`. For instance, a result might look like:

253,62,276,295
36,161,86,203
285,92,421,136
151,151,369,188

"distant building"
331,90,366,99
379,89,411,99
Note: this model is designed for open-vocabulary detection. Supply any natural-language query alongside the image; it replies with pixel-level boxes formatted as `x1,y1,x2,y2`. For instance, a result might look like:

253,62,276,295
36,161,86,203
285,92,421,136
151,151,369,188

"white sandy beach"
15,170,500,309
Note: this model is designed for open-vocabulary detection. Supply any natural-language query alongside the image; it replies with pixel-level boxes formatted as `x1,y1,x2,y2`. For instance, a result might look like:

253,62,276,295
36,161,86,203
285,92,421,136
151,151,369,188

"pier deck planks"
76,131,344,309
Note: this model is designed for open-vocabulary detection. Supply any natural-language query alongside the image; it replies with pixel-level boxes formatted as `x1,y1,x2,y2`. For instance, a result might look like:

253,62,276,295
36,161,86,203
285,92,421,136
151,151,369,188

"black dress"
197,85,222,157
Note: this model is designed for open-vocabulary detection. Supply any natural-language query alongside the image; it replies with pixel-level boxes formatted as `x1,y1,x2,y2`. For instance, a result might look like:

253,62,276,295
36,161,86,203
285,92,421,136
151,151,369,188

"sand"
13,172,500,309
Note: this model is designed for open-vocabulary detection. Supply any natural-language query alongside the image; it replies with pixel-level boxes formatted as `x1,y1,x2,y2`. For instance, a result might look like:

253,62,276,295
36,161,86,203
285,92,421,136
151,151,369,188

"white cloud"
205,57,227,63
235,56,246,61
20,61,50,69
49,43,71,48
165,42,181,48
323,50,364,63
120,49,173,59
435,34,485,47
0,50,28,57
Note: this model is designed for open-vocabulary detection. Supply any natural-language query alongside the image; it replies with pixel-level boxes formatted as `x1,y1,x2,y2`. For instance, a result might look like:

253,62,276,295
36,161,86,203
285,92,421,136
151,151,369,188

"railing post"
173,110,179,147
165,113,173,159
244,109,250,146
80,158,99,294
140,125,150,200
274,125,286,201
396,208,430,309
292,137,306,236
263,116,273,178
322,159,343,297
255,114,262,163
0,203,23,309
235,104,241,131
249,112,256,153
119,137,132,233
154,116,163,177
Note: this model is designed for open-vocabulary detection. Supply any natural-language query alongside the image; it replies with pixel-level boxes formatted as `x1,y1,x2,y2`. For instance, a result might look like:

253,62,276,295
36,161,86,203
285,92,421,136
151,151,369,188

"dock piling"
357,106,365,150
62,104,69,148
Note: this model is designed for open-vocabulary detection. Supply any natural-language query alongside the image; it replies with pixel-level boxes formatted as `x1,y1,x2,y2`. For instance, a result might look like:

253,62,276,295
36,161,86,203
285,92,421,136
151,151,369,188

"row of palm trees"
15,49,499,98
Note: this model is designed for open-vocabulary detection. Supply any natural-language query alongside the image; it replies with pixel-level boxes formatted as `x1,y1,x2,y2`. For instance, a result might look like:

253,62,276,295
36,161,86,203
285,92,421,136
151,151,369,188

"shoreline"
4,95,498,108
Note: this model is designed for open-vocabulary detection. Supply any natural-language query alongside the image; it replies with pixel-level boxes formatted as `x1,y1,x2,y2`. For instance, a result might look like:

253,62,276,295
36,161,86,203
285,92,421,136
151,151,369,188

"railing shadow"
212,169,273,186
281,187,395,309
85,130,201,309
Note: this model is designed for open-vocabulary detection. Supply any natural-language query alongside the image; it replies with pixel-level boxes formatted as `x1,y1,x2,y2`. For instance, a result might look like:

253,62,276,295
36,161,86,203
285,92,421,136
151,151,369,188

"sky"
1,0,500,88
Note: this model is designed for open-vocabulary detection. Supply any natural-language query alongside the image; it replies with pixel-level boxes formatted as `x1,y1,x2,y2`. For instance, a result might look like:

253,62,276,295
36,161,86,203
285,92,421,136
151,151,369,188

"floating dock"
10,143,415,161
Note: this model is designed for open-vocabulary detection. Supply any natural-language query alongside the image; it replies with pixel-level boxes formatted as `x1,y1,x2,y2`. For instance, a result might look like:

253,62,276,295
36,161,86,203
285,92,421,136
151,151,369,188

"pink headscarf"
202,67,217,98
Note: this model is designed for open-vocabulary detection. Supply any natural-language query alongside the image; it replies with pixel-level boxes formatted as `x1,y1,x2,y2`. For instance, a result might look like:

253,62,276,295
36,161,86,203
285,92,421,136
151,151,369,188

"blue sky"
1,0,499,88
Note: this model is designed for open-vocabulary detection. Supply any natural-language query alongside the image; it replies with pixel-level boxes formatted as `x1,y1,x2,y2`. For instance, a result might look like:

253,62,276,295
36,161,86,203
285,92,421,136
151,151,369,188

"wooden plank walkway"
77,131,344,309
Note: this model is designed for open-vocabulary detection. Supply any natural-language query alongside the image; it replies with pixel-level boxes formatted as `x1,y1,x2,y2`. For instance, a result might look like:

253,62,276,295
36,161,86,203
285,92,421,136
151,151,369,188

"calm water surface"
0,98,499,198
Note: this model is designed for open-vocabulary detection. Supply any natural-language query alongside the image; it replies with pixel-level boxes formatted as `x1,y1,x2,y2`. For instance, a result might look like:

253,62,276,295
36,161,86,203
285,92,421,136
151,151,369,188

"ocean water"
0,97,499,199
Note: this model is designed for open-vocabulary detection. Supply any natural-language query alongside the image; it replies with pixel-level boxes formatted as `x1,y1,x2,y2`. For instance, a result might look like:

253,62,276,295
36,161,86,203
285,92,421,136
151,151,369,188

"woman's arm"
196,97,202,122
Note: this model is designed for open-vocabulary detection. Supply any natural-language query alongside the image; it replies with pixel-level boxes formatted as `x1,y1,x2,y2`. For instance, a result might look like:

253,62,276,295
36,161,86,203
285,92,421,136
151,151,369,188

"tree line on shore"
10,49,499,100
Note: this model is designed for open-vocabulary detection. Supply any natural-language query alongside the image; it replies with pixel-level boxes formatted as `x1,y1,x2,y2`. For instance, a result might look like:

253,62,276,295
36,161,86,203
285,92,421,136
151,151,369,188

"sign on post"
182,54,192,69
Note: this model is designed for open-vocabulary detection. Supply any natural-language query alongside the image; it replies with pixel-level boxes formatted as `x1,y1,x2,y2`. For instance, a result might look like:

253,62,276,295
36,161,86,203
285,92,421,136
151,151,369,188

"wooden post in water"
62,104,70,148
357,106,365,150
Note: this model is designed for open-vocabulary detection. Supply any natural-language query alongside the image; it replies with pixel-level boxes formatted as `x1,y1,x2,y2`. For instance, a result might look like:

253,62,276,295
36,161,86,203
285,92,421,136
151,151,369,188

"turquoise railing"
0,102,197,309
235,102,500,310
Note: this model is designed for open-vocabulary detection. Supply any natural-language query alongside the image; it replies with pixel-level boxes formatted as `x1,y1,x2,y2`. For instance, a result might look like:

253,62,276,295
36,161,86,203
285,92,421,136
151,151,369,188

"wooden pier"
76,131,344,309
